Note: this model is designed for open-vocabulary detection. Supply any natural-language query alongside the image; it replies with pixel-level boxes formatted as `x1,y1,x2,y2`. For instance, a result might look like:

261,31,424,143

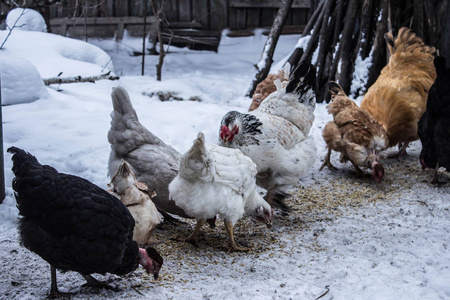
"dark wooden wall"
37,0,311,31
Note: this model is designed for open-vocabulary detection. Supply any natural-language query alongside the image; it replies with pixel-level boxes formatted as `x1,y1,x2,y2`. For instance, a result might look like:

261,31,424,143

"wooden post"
246,0,294,97
142,0,148,76
441,0,450,65
0,73,5,204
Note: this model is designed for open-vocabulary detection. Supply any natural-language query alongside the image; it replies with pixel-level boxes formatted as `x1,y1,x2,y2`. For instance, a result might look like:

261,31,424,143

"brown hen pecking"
320,82,389,184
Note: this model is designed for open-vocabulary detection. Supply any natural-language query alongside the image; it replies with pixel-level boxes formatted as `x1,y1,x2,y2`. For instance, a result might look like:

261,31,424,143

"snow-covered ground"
0,10,450,300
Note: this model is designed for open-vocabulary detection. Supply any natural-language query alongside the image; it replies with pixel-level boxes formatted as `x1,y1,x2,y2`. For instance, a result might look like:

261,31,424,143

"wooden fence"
2,0,311,51
39,0,311,32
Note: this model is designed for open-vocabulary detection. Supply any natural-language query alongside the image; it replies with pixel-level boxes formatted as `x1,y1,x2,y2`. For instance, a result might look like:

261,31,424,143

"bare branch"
0,7,27,50
43,72,120,86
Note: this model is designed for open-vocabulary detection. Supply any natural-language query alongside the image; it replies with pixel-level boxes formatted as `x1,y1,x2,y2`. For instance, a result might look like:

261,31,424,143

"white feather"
169,133,270,225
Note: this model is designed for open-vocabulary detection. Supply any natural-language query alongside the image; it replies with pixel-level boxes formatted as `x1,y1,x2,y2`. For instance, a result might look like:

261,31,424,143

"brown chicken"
320,82,388,184
360,27,436,157
249,63,290,111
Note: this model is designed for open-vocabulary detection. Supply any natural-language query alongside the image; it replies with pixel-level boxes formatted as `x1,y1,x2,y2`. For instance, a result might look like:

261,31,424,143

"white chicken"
109,160,162,245
169,132,273,252
219,61,317,212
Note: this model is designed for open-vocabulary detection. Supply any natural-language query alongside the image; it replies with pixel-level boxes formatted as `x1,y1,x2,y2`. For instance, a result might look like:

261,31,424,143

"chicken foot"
80,274,121,292
48,266,73,299
319,148,338,171
224,220,249,252
350,161,364,177
182,218,207,247
431,163,444,185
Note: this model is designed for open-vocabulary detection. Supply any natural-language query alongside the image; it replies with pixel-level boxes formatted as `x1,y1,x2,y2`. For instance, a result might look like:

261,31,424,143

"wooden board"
230,0,310,8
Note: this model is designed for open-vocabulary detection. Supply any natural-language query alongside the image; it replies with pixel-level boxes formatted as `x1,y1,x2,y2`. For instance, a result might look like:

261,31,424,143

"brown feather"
321,82,389,182
361,27,436,148
249,69,288,111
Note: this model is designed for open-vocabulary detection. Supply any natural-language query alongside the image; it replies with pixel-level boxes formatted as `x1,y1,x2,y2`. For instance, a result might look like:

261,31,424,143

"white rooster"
169,132,273,252
219,61,317,212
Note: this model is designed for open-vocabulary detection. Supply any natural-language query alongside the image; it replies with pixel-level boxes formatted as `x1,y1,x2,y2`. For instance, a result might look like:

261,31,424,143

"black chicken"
418,56,450,183
8,147,163,298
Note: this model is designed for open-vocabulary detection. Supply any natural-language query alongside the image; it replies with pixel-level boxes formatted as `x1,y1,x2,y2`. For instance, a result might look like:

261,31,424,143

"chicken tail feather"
179,132,211,180
8,147,56,177
108,87,167,157
326,81,346,98
111,86,139,121
285,61,317,108
385,27,435,57
286,60,317,94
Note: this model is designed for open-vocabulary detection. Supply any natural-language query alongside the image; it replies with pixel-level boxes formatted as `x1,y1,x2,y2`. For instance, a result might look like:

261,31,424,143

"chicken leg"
319,148,338,171
224,220,249,252
388,142,409,158
48,266,73,299
431,163,440,185
184,218,207,246
350,160,364,177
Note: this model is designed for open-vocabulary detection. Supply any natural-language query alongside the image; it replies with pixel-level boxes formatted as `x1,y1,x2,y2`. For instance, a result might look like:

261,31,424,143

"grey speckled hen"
108,86,189,219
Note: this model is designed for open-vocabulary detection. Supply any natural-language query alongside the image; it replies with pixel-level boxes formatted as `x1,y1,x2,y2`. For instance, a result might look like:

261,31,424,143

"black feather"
418,56,450,178
7,147,145,279
220,111,263,146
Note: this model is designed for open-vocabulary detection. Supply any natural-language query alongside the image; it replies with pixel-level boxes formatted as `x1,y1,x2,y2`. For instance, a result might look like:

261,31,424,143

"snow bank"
6,8,47,32
0,30,114,79
0,55,49,105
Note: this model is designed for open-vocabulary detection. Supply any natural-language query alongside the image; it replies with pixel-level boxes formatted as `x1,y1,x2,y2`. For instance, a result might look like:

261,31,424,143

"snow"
0,55,49,105
5,8,47,32
1,10,450,300
351,52,372,98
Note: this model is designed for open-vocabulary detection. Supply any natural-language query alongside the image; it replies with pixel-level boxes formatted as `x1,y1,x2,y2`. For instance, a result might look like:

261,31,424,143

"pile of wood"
289,0,447,103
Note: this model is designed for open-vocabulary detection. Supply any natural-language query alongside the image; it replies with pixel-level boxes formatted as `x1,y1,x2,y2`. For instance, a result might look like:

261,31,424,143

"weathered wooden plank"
178,0,192,22
230,0,309,8
67,0,79,17
86,0,99,18
235,8,247,29
116,0,129,17
166,21,203,29
169,29,221,37
210,0,227,31
246,7,261,28
260,8,276,27
66,25,117,38
193,0,209,28
163,0,179,21
163,36,220,43
50,16,156,25
103,0,114,18
228,6,238,30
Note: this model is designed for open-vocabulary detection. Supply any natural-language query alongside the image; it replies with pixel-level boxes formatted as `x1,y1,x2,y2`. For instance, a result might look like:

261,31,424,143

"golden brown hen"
360,27,436,157
320,82,389,184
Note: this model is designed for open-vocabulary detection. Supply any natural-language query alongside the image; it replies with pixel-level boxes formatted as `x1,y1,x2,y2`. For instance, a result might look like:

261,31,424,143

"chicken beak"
153,272,159,280
266,220,272,228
